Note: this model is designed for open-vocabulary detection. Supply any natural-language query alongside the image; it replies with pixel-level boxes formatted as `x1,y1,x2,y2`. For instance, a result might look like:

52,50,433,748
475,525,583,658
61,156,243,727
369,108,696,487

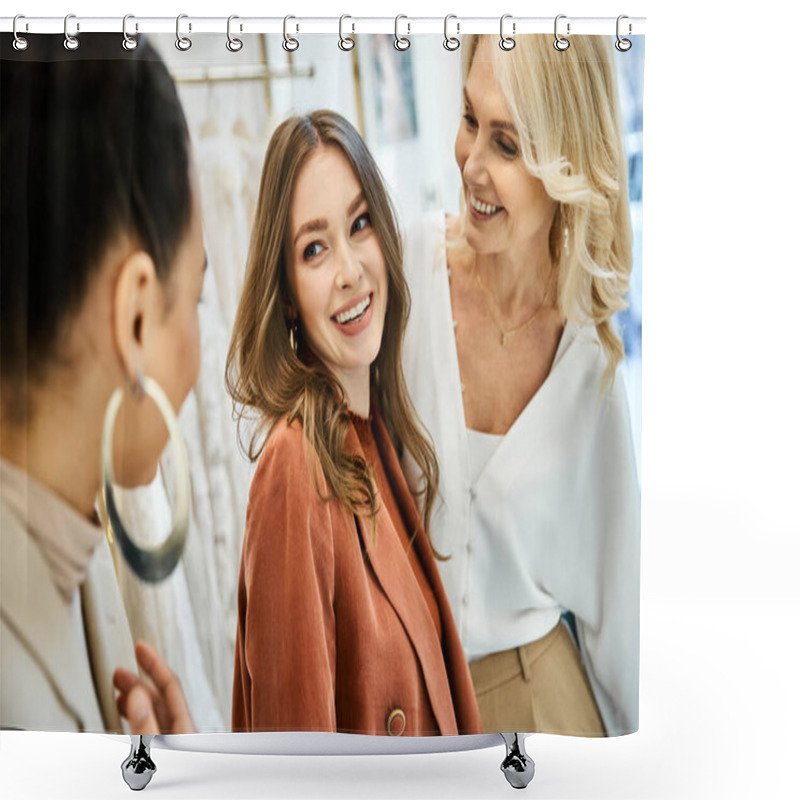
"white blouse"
466,428,503,485
401,212,641,736
466,428,564,653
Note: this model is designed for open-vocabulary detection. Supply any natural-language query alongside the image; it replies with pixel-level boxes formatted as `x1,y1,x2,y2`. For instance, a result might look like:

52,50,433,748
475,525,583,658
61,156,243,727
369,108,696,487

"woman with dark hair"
226,110,481,736
0,35,200,735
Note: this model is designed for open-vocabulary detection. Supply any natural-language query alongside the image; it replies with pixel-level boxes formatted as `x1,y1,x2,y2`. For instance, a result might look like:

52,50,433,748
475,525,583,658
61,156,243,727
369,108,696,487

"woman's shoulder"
568,323,619,374
249,416,313,498
558,321,632,416
262,415,304,453
557,320,604,373
244,416,338,551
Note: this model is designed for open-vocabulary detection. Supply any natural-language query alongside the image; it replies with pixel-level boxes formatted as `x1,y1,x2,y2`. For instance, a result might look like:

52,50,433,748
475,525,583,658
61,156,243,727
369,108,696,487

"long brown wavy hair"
226,110,440,541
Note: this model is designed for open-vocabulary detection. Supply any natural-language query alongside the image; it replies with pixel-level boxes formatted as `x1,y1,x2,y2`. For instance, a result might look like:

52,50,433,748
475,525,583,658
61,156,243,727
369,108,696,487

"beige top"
0,458,105,602
0,457,137,732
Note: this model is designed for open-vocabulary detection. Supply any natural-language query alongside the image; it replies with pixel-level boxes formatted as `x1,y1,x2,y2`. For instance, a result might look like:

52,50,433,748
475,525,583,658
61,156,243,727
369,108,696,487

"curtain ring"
615,14,632,52
175,14,192,51
443,14,460,51
554,14,570,51
283,15,299,52
122,15,138,51
499,14,515,51
63,14,80,51
226,15,243,52
394,15,410,51
12,15,29,51
339,14,355,51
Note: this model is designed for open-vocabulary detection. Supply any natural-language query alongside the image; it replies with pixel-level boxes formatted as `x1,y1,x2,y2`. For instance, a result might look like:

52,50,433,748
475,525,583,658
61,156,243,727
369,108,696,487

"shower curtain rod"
1,15,646,37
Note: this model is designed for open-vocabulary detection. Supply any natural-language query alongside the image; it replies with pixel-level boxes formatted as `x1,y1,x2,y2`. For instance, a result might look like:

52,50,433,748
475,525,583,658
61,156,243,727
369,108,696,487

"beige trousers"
469,622,606,736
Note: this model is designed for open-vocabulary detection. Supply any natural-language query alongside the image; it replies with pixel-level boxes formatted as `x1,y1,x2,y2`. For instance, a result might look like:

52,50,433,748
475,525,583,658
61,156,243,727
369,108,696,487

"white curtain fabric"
195,130,266,332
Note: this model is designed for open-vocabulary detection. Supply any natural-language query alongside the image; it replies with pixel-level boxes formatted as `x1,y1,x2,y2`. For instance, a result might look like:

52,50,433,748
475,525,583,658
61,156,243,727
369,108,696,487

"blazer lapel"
81,536,137,733
349,415,459,735
373,413,481,732
0,502,106,731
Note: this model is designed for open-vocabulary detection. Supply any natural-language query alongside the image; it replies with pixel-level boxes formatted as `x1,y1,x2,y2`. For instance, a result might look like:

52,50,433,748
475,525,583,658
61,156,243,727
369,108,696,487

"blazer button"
387,708,406,736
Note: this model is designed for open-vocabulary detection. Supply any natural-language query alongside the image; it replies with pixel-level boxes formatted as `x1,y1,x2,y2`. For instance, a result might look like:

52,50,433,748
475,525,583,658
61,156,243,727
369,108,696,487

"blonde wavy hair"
460,35,633,380
226,110,440,540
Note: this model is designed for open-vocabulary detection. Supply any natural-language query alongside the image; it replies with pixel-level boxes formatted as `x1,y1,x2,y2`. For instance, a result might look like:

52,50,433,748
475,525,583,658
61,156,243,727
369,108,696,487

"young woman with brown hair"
226,110,481,737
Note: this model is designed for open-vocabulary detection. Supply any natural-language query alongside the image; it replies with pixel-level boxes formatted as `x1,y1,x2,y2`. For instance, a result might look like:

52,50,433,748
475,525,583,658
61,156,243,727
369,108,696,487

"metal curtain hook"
554,14,570,51
499,14,516,51
12,15,29,51
176,14,192,51
64,14,80,51
394,15,410,51
283,15,299,52
339,14,355,51
122,15,138,51
615,14,632,51
444,14,460,51
227,15,243,52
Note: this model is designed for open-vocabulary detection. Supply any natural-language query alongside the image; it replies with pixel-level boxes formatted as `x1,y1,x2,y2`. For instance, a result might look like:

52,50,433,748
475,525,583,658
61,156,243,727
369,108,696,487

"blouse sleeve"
232,424,337,732
574,374,641,736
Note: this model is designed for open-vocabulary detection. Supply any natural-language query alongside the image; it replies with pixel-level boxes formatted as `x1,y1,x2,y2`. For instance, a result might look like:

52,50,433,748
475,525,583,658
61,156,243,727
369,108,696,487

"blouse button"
387,708,406,736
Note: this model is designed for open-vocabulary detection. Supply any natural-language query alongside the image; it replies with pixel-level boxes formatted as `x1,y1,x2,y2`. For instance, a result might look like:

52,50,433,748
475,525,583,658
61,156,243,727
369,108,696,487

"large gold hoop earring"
100,375,190,583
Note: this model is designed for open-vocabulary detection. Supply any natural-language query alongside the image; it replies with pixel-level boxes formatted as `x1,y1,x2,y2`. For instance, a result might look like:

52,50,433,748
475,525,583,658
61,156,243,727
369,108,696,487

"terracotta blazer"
231,410,482,736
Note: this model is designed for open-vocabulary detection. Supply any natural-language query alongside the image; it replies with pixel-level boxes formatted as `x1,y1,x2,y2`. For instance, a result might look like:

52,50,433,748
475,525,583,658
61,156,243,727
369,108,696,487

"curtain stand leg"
499,733,535,789
121,735,156,791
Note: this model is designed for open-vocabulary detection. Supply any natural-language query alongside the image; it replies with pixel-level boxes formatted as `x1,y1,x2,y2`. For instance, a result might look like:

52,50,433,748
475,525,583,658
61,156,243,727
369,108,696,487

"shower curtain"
0,23,643,740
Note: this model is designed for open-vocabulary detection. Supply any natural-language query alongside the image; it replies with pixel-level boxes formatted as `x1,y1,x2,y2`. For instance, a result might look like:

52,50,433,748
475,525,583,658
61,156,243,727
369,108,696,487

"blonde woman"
402,35,640,737
226,110,481,736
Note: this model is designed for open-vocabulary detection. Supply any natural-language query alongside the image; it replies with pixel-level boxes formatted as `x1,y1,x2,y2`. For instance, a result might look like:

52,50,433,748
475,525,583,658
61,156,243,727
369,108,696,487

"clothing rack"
172,62,313,85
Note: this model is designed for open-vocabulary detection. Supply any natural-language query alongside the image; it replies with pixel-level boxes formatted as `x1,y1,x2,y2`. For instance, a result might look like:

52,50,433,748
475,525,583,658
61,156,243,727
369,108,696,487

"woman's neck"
473,243,557,321
0,385,107,520
338,370,371,418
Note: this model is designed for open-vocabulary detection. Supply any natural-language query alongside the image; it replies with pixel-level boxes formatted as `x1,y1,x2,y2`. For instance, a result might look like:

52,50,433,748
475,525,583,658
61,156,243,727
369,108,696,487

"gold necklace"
474,263,556,347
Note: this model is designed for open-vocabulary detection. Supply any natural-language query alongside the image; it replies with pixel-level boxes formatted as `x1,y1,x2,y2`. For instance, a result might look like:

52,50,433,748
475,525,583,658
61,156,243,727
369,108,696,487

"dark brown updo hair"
1,34,192,421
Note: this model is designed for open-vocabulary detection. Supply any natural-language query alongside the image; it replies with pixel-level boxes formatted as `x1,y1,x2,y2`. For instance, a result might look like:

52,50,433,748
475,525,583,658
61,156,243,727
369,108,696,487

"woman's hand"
113,640,196,735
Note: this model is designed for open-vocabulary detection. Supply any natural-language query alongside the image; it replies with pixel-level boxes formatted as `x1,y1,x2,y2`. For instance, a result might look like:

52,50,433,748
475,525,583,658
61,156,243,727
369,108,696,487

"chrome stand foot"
500,733,535,789
121,735,156,791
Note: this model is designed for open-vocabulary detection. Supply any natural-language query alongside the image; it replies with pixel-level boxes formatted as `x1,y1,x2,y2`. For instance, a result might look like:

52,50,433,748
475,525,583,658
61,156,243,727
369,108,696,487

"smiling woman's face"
286,144,388,396
455,38,557,261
